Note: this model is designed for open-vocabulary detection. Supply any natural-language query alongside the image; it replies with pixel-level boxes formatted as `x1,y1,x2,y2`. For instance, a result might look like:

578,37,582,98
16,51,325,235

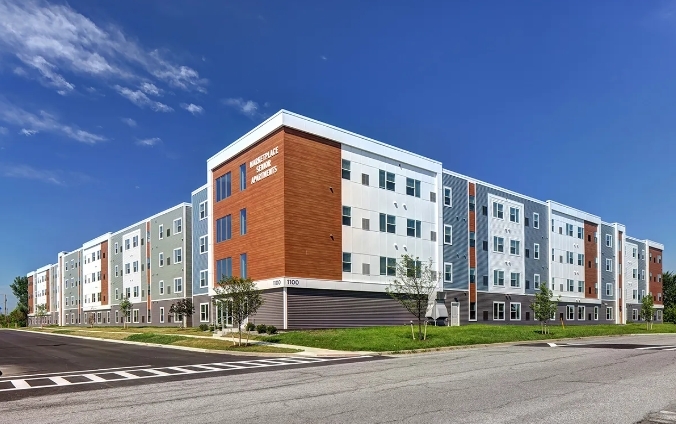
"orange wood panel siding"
649,247,663,305
212,129,286,282
584,221,598,299
283,128,342,280
100,240,108,305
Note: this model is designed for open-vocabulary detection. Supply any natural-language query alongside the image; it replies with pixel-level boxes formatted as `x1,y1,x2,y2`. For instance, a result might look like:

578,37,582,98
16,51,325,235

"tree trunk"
418,319,423,341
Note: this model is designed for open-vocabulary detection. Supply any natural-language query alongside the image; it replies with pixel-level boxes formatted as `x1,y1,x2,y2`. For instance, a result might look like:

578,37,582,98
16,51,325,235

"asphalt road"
3,332,676,423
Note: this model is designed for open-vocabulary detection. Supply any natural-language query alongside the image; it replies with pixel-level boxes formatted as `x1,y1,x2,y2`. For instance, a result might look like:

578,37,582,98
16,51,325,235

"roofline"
82,233,112,250
191,184,208,196
548,200,601,224
442,169,547,206
35,264,52,273
646,240,664,250
111,202,191,236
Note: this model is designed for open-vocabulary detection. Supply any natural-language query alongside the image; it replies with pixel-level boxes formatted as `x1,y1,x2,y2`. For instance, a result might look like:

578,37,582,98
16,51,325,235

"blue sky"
1,0,675,309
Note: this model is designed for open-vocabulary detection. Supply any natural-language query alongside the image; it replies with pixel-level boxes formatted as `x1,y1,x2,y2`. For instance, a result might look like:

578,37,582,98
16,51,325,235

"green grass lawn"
262,323,676,352
124,332,300,353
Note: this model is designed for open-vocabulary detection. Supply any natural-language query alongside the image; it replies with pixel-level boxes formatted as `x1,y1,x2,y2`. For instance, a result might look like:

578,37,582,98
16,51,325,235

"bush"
245,322,256,331
209,324,215,332
266,325,278,335
199,324,209,331
256,324,267,334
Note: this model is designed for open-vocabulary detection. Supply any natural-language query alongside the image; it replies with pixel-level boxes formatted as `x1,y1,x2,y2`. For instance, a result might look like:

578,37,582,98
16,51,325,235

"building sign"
250,146,279,185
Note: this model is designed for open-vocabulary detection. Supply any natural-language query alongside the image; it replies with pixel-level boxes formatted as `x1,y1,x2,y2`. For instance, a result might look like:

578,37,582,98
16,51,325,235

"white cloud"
140,82,162,96
20,129,38,136
222,98,260,118
0,163,92,186
0,126,7,135
0,99,106,144
0,0,208,93
321,55,327,61
136,137,161,146
121,117,137,127
13,67,27,76
114,85,173,112
181,103,204,115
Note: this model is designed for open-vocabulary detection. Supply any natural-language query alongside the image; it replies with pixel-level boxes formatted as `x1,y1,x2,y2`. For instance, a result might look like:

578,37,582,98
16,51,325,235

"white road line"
82,374,106,382
636,345,676,350
48,377,72,386
10,380,30,389
187,365,221,371
143,369,170,376
662,348,676,351
547,343,557,347
0,365,152,381
165,366,197,374
256,359,302,365
213,363,247,369
113,371,140,379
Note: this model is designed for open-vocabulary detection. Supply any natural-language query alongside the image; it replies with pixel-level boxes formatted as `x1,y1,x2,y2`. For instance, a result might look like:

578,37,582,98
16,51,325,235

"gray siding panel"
601,224,615,300
62,250,82,324
250,288,284,328
150,206,191,302
286,288,411,328
442,173,468,290
191,188,209,296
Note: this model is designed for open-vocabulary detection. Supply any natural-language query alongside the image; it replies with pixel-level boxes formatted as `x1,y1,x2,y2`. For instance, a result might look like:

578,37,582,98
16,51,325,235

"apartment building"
25,110,665,329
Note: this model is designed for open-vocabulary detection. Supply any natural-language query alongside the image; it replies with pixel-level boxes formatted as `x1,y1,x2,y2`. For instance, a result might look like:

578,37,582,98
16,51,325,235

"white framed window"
492,202,504,219
159,224,164,240
578,281,584,293
174,278,183,293
606,258,612,272
493,270,505,286
444,263,453,282
115,288,119,300
133,309,139,323
510,240,520,255
566,305,575,320
405,178,421,197
200,303,209,322
641,270,645,280
174,218,182,234
444,225,453,245
159,252,164,267
534,274,541,289
578,253,584,266
632,248,637,258
566,251,574,264
606,307,613,320
115,242,119,254
577,306,585,320
510,303,521,320
510,272,520,288
606,283,613,296
509,207,519,223
133,261,138,273
160,307,165,323
632,289,637,300
606,234,612,247
132,235,139,247
632,309,638,320
199,235,208,254
534,243,540,260
493,302,505,320
443,187,452,207
200,270,209,288
566,223,574,237
159,280,165,295
115,265,119,277
174,248,182,264
594,306,599,320
567,279,575,292
199,200,208,220
125,238,130,250
133,286,139,297
125,263,130,275
493,236,504,253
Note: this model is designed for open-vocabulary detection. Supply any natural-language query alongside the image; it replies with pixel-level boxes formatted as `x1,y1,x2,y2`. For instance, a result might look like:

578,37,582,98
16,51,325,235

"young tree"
88,313,96,328
385,255,438,341
119,297,132,329
35,304,47,328
9,307,26,327
641,294,655,330
530,284,559,334
663,271,676,323
214,276,263,346
10,276,29,318
169,298,195,329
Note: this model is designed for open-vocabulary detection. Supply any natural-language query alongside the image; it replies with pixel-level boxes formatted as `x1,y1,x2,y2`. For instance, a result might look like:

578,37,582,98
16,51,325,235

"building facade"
25,110,665,328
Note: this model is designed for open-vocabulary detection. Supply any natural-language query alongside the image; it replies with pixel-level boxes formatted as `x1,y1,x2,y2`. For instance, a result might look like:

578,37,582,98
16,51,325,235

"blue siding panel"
192,188,209,295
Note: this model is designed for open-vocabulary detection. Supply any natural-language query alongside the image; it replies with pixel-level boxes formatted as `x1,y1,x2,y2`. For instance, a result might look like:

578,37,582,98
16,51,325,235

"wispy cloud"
320,55,327,61
136,137,161,147
0,163,92,186
20,129,38,136
181,103,204,115
114,85,173,112
222,98,260,118
0,0,208,94
121,117,137,127
0,126,7,135
0,99,107,144
140,82,162,96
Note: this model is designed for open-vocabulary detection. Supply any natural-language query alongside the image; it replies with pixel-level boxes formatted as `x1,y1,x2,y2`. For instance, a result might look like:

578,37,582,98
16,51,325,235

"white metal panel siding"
487,193,525,295
550,211,586,298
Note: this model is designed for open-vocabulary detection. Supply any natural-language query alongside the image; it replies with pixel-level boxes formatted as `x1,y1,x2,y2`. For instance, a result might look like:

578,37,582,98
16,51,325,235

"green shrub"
256,324,267,334
199,324,209,331
209,324,215,332
266,325,278,335
245,322,256,331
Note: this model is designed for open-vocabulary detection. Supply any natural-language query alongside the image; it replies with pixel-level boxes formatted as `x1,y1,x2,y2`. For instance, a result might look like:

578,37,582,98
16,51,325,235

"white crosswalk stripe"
0,356,371,392
636,345,676,350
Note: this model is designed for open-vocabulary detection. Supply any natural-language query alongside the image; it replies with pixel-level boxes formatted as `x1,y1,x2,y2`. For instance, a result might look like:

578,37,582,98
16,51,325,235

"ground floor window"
200,303,209,322
594,306,599,320
510,303,521,320
160,307,165,323
606,307,613,320
656,310,663,321
566,305,574,320
148,309,152,323
97,312,102,324
577,306,585,321
632,309,638,320
133,309,139,323
493,302,505,320
469,302,476,321
115,310,119,323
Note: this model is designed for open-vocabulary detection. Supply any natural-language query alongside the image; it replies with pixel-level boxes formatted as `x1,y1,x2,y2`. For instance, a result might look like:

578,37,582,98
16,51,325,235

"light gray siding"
149,206,192,303
192,188,209,296
62,250,82,325
109,222,147,306
442,173,468,291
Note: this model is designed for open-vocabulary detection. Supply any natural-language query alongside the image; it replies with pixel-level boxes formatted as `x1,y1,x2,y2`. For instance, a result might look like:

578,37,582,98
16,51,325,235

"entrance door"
216,300,234,328
450,302,460,326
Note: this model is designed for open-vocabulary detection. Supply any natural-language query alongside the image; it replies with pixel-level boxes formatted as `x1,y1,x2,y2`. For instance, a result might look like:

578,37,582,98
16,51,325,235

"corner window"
443,187,452,207
342,252,352,272
341,159,351,180
342,206,351,226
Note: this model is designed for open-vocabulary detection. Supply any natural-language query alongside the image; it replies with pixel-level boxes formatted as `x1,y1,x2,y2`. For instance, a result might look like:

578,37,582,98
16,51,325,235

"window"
125,238,131,250
493,302,505,320
510,272,520,288
379,214,396,233
444,225,452,245
406,178,421,197
199,235,208,254
443,187,452,207
216,257,233,281
174,248,182,264
380,257,396,276
115,243,119,254
565,223,573,237
240,163,247,191
174,278,182,293
578,253,584,266
362,218,370,230
578,281,584,293
534,243,540,260
577,306,585,320
567,251,574,264
567,279,574,292
469,195,475,211
469,232,475,247
216,215,232,242
632,309,638,320
641,270,645,280
341,159,350,180
492,202,504,219
407,219,422,238
115,265,119,277
606,283,613,296
240,253,248,278
114,288,119,301
159,253,164,267
199,201,208,220
342,206,351,226
605,258,612,272
533,213,539,229
216,172,232,201
125,287,130,299
159,280,164,295
125,263,131,274
200,270,208,288
200,303,209,322
160,307,165,323
361,173,369,185
493,236,504,253
510,240,520,255
159,225,163,240
510,303,521,320
444,263,453,282
493,270,505,286
593,306,599,320
133,286,139,297
174,218,182,234
132,235,138,248
534,274,541,289
632,289,637,300
342,253,352,272
379,170,395,191
133,261,138,273
632,247,637,258
509,207,519,223
566,305,575,320
606,234,612,248
240,208,247,235
577,227,583,239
